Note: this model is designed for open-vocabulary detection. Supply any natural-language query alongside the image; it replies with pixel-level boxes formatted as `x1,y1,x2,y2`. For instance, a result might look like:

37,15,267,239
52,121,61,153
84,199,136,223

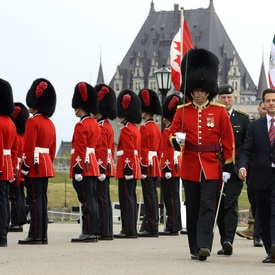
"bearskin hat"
117,89,142,124
162,94,183,122
94,84,117,120
0,78,14,116
26,78,56,117
180,48,219,101
138,89,162,115
11,102,29,134
72,82,98,115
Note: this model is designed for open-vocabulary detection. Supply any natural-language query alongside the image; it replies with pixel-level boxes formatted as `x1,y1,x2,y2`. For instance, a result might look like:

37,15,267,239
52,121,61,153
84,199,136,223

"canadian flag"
170,17,193,91
269,34,275,89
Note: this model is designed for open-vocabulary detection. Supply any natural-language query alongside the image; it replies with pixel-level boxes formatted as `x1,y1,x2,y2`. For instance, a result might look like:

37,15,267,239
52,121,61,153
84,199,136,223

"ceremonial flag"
170,15,193,91
269,34,275,89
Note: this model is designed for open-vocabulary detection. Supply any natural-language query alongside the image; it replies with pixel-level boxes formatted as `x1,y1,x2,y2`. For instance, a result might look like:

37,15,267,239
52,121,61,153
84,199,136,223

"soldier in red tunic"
18,78,56,245
160,94,183,236
94,84,117,241
9,102,29,232
0,78,17,247
114,89,141,238
169,48,235,261
137,89,162,237
70,82,101,243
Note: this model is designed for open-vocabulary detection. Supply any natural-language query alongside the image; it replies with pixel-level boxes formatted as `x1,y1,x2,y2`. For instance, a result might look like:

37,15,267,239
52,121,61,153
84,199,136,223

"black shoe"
198,248,210,261
222,241,233,255
159,230,179,236
191,253,199,260
18,237,42,245
217,249,225,255
98,236,113,241
9,225,23,232
262,254,271,263
138,230,159,237
0,239,7,247
271,244,275,263
114,233,138,239
42,239,48,244
71,234,98,243
253,237,263,247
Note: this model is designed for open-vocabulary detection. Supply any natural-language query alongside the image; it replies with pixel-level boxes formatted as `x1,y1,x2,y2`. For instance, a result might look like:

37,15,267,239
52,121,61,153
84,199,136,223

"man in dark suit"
216,84,250,256
239,88,275,264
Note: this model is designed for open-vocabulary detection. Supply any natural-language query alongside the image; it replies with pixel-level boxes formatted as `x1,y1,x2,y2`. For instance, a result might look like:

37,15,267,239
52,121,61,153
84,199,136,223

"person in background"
18,78,56,245
160,94,183,236
168,48,235,261
94,84,117,241
0,78,17,247
236,100,266,247
216,84,250,256
70,82,101,243
114,89,141,239
137,89,162,238
9,102,29,232
239,88,275,264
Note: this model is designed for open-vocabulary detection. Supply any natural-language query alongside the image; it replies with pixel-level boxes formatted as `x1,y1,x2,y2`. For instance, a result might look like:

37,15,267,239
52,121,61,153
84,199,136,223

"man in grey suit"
239,88,275,264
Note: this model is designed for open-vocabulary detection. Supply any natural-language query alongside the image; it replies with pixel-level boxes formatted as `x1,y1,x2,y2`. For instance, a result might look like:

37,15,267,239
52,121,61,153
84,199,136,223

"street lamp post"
154,64,171,225
154,64,172,132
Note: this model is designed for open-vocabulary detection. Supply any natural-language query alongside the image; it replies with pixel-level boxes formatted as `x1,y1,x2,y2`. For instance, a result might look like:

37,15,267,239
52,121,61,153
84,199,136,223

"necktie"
269,118,275,146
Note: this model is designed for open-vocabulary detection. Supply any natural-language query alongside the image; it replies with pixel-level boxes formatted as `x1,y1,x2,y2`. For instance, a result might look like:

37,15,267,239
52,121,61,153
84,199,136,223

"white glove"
125,175,133,181
222,172,231,183
165,172,172,179
141,174,147,179
98,174,106,181
75,174,83,182
21,170,29,176
175,132,186,145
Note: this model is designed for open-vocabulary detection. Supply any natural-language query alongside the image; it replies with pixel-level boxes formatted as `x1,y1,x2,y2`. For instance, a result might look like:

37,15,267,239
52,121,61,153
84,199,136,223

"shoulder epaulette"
209,102,225,108
177,102,192,109
235,109,249,116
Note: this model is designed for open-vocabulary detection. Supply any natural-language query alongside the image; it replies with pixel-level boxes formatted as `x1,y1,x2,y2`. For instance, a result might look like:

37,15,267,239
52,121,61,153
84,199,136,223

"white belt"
174,151,180,165
148,151,157,165
117,150,138,157
3,149,11,155
107,149,112,154
70,148,95,155
34,147,49,164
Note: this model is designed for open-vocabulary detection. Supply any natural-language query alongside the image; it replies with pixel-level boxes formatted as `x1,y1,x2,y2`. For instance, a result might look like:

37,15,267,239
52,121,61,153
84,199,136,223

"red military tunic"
116,122,141,179
0,115,17,180
21,113,56,178
70,115,100,178
169,101,235,181
96,119,115,177
161,126,181,177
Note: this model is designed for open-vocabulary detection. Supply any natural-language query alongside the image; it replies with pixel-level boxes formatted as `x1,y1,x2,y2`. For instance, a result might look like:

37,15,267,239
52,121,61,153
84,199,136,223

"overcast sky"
0,0,274,148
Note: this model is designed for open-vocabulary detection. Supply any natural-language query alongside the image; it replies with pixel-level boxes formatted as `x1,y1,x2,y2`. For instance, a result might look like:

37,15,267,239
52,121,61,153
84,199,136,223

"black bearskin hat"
26,78,56,117
117,89,142,124
0,78,14,116
72,82,98,115
162,94,183,122
138,89,162,115
94,84,117,120
180,48,219,101
11,102,29,135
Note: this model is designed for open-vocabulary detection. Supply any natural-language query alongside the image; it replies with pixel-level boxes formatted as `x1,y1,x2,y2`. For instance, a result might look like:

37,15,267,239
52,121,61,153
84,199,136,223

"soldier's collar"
192,99,209,110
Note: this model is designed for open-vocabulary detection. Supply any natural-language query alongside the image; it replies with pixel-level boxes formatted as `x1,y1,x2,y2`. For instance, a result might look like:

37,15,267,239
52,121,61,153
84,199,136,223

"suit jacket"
239,116,274,190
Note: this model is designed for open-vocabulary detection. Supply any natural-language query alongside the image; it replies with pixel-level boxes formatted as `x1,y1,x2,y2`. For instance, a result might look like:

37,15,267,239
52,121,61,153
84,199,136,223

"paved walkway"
1,223,273,275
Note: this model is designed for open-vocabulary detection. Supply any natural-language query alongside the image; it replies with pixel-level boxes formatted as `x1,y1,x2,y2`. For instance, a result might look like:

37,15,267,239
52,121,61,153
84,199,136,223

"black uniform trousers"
9,181,27,226
96,176,113,237
183,177,218,254
255,169,275,254
118,178,137,236
217,173,243,245
73,176,99,235
0,181,10,245
141,177,159,233
161,177,182,232
25,177,48,240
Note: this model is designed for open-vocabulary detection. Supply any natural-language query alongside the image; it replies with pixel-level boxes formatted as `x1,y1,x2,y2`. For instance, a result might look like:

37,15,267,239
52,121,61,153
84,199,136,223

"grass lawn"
48,173,250,211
